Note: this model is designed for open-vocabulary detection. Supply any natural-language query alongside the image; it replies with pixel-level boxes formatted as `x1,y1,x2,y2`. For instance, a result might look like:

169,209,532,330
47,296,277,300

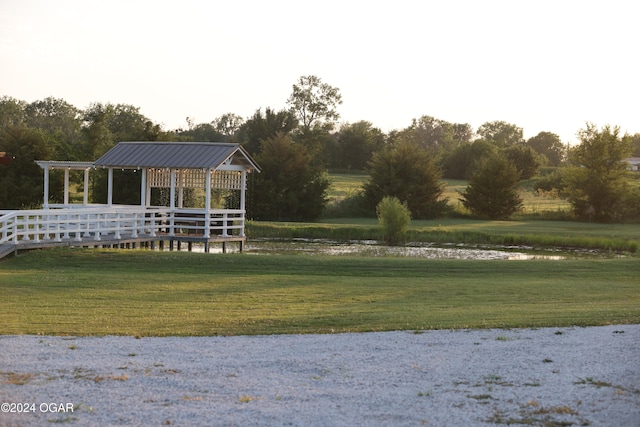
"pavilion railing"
0,206,245,246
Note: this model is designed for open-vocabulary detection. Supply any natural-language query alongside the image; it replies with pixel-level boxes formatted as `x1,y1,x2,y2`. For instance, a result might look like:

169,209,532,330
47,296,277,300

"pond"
195,239,566,260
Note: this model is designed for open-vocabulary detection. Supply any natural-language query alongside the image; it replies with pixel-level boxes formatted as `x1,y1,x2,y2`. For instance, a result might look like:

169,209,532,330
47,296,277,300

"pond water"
194,239,565,260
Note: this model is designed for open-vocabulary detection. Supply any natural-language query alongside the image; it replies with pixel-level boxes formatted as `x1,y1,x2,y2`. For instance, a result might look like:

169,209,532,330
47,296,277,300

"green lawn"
327,172,572,215
327,171,368,201
1,248,638,336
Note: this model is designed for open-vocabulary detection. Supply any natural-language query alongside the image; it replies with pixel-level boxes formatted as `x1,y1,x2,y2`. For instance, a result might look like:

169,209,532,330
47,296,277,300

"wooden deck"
0,206,248,260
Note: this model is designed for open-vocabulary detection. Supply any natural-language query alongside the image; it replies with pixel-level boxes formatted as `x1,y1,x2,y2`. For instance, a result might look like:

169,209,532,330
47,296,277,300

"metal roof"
94,142,260,172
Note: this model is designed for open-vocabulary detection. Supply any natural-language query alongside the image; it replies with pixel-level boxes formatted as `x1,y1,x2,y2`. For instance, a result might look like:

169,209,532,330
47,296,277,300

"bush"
376,196,411,245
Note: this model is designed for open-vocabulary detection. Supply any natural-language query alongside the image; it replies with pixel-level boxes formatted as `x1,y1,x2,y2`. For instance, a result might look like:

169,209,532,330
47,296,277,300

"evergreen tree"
459,154,523,219
363,141,447,219
249,133,329,221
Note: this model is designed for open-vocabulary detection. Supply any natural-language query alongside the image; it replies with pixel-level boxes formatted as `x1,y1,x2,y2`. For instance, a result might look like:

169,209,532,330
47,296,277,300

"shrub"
376,196,411,245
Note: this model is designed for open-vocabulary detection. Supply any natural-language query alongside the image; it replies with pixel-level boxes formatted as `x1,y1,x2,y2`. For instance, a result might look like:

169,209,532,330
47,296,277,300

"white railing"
0,206,245,246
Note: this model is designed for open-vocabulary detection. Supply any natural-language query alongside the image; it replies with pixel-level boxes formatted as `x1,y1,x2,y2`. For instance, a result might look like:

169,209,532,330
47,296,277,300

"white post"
169,169,176,236
63,168,70,205
240,170,246,237
107,168,114,206
240,171,247,212
43,166,50,208
170,169,176,209
205,168,211,238
140,169,147,207
83,168,90,205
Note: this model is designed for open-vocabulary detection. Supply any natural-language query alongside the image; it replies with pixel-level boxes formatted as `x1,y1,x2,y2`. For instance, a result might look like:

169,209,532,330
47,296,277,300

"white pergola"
35,161,94,208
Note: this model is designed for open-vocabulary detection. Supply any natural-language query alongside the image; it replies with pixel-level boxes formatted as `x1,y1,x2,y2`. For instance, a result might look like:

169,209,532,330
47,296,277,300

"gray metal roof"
94,142,260,171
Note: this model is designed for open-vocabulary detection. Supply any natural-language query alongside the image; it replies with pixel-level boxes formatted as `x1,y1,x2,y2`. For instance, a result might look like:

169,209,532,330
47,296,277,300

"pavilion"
0,141,260,258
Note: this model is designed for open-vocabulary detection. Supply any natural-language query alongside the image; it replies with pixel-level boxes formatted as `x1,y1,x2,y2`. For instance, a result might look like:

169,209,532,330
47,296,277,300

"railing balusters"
1,207,246,251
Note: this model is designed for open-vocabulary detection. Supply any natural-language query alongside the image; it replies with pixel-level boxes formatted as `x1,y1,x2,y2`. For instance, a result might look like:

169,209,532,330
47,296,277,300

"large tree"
81,102,164,160
441,140,497,179
82,103,167,204
24,97,82,161
179,122,226,142
212,113,244,141
503,144,543,180
629,133,640,157
287,75,342,133
333,121,385,170
459,153,523,219
0,96,27,129
363,141,447,219
563,124,631,222
249,133,330,221
0,126,55,208
238,108,298,155
476,120,524,148
526,131,565,167
393,115,473,155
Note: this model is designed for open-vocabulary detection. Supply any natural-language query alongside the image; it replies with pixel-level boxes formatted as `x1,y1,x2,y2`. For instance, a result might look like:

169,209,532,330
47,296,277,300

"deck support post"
204,168,212,238
169,169,176,236
43,166,50,208
63,168,70,205
140,169,147,207
240,170,246,237
107,168,114,207
83,168,90,205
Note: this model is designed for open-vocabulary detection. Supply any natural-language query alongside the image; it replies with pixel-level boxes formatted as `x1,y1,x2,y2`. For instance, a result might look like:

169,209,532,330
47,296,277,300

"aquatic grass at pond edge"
1,248,638,336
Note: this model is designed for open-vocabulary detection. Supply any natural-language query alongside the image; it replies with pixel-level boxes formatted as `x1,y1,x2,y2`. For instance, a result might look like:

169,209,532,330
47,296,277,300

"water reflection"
170,239,564,259
243,239,565,260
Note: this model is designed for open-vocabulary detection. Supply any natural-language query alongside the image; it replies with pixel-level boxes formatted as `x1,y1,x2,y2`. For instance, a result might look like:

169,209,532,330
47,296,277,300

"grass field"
328,173,572,211
327,171,369,201
1,172,637,337
1,248,638,336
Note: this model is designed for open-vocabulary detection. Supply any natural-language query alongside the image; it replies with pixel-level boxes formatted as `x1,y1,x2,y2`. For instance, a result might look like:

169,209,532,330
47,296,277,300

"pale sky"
1,0,638,144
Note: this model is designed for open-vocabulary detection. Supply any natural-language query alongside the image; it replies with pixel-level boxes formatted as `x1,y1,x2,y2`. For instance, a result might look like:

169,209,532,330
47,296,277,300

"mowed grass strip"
1,248,639,336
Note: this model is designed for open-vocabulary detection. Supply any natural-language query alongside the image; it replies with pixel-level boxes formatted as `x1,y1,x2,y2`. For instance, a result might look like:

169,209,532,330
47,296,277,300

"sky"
1,0,638,144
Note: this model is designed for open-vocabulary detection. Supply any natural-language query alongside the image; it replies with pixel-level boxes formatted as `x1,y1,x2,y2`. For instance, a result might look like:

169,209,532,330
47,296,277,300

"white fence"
0,206,245,245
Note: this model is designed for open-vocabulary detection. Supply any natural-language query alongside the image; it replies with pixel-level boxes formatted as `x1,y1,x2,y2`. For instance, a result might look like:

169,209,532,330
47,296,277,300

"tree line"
1,75,639,222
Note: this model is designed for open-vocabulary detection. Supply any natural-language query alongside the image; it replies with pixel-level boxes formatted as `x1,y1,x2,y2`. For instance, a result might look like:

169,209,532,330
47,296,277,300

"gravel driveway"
1,325,639,426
